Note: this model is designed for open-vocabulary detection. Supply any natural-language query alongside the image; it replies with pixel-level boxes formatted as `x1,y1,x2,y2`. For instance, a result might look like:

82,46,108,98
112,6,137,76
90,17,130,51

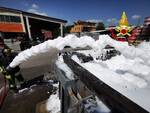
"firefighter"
0,37,24,91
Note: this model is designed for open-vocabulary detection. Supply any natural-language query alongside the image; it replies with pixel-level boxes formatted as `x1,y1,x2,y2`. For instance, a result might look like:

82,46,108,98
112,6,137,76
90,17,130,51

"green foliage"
96,22,105,30
63,25,73,34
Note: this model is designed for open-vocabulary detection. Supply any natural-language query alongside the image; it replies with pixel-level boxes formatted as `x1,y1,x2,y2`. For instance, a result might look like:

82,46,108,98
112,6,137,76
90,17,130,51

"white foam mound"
9,34,150,111
10,35,150,86
9,35,95,68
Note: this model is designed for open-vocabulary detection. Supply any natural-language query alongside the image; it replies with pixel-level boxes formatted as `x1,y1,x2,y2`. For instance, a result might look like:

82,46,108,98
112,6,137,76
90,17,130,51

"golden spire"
119,11,129,26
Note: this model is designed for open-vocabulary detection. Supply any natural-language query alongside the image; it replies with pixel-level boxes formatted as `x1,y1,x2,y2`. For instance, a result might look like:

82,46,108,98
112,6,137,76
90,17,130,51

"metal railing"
56,51,149,113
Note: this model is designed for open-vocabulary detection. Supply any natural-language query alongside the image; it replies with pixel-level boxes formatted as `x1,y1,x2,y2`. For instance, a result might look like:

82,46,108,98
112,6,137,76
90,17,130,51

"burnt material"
63,54,149,113
72,52,93,63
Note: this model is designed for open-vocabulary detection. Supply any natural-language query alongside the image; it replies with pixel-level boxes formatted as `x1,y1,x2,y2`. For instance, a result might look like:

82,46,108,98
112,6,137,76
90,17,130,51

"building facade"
144,17,150,25
141,16,150,36
0,8,25,33
70,20,96,33
0,7,67,40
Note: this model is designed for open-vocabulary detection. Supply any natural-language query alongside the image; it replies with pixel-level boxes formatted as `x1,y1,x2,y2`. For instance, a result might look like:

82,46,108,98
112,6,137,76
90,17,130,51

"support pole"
25,16,32,40
60,24,63,37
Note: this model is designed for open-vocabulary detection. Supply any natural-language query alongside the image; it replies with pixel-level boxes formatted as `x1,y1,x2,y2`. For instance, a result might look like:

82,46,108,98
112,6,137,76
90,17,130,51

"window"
11,16,21,23
0,15,21,23
5,15,10,22
10,16,21,23
0,15,5,22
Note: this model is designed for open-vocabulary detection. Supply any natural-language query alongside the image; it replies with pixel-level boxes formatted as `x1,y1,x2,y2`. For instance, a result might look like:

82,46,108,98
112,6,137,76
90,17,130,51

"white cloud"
32,3,39,9
87,19,103,23
107,18,118,24
107,18,111,22
27,8,47,16
27,8,37,13
27,3,47,16
132,15,141,20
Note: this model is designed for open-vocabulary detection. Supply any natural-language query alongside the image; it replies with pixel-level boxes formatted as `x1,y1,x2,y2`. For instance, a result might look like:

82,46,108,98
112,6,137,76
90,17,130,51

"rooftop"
0,7,67,24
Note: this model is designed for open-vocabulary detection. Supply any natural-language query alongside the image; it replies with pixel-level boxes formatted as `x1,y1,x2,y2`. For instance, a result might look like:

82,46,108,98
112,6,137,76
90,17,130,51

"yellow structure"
119,11,129,26
70,20,96,33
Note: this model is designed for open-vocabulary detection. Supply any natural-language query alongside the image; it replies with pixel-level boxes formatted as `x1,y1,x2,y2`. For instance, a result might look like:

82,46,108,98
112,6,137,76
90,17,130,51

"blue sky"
0,0,150,26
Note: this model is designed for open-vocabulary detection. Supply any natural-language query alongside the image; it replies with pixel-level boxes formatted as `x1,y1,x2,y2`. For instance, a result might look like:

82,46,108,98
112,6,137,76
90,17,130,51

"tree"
63,25,73,34
96,22,105,30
